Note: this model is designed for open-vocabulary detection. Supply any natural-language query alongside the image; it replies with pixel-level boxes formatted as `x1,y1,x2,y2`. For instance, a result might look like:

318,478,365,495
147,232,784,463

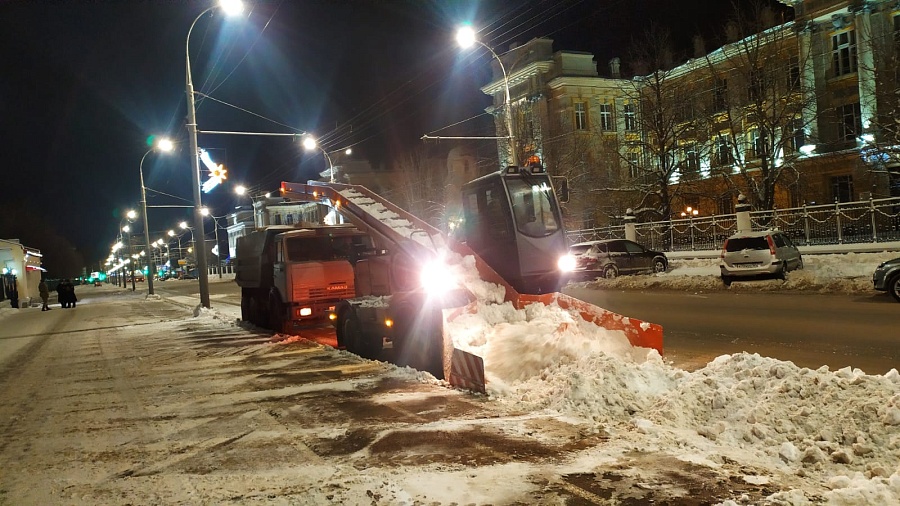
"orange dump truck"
234,224,373,333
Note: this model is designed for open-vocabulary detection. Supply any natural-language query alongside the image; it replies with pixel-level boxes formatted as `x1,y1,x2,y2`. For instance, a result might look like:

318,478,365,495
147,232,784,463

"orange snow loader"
278,166,662,393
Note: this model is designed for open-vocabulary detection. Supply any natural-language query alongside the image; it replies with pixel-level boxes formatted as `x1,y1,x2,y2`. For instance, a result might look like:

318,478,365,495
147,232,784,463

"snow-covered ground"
1,251,898,504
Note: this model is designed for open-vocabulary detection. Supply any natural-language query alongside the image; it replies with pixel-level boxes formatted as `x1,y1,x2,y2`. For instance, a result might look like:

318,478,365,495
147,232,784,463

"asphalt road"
154,277,899,375
563,286,899,375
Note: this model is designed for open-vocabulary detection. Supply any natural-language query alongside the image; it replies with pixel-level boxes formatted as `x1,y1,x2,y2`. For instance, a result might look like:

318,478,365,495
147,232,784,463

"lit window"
574,102,588,130
715,134,733,165
789,117,806,152
623,103,636,131
627,151,641,179
837,103,861,141
599,103,613,131
832,30,857,77
681,143,700,178
713,77,728,112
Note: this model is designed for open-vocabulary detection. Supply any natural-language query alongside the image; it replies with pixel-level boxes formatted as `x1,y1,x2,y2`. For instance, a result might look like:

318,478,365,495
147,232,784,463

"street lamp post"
201,208,225,278
122,211,137,291
680,207,699,251
457,26,518,167
140,138,174,296
185,0,244,309
178,221,195,276
302,136,349,184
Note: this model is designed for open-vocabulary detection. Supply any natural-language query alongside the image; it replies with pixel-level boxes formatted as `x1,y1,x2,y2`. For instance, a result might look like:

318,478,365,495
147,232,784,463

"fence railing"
567,197,900,252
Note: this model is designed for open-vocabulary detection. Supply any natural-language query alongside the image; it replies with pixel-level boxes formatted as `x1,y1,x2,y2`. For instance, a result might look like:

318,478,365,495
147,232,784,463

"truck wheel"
241,295,252,322
243,294,262,326
268,293,291,335
250,294,267,328
341,311,381,359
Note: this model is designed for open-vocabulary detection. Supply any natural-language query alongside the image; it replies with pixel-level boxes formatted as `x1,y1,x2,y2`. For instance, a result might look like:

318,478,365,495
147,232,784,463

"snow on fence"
567,196,900,252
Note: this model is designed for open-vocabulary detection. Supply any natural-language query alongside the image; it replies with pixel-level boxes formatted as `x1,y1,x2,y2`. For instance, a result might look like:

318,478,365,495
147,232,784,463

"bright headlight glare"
420,261,459,296
558,254,577,272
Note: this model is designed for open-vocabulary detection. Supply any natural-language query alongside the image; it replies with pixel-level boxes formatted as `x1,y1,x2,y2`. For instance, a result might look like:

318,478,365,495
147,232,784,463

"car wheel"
889,274,900,302
721,275,732,287
777,262,788,281
603,264,619,279
652,257,667,273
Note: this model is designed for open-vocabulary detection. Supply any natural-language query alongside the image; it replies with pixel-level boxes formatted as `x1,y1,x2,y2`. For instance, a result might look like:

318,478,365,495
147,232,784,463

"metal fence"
567,197,900,252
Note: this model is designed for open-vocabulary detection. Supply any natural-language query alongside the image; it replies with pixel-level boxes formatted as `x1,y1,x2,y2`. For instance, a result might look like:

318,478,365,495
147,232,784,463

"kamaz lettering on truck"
234,225,373,333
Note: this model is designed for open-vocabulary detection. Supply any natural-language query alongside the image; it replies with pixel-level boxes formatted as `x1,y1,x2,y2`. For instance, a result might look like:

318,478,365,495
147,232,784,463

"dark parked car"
872,257,900,302
565,239,668,280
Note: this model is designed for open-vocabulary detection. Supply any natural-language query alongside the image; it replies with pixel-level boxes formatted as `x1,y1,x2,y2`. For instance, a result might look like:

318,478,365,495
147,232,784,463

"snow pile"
443,249,900,504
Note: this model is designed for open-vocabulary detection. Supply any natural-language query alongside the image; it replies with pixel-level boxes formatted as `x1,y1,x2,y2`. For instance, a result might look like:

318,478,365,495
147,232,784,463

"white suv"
720,230,803,286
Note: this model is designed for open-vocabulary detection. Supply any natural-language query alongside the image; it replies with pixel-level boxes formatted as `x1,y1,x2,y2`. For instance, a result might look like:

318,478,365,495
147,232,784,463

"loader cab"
460,162,567,294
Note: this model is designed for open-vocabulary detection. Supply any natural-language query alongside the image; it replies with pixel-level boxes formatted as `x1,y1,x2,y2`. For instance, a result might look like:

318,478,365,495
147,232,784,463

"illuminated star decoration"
200,149,227,193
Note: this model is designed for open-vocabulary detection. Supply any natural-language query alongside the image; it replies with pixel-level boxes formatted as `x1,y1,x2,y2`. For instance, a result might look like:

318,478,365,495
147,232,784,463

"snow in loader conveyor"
280,181,664,393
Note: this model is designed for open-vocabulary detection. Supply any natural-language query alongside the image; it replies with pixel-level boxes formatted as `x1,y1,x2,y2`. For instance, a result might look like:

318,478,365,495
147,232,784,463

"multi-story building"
476,0,900,228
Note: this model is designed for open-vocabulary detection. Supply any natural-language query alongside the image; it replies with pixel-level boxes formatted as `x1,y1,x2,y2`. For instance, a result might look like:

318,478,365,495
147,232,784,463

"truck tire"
242,293,264,327
241,294,252,322
340,310,381,359
249,293,267,328
268,293,291,335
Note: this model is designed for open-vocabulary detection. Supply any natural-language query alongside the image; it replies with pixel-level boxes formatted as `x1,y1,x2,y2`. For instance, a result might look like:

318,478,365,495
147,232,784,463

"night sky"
0,0,789,274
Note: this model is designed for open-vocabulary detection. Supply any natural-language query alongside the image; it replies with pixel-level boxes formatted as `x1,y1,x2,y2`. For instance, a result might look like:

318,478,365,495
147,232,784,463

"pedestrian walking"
57,278,76,308
39,279,51,311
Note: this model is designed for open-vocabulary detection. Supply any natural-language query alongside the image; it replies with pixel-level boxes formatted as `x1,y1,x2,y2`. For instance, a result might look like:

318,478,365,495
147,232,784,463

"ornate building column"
797,22,819,143
854,5,878,137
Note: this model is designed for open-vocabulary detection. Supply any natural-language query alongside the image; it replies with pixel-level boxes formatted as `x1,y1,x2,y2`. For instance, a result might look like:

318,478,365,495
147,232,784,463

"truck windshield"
284,235,370,262
507,178,560,237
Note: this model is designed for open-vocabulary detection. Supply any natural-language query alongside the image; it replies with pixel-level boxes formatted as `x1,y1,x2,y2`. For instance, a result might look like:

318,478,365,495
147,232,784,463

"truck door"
273,238,287,297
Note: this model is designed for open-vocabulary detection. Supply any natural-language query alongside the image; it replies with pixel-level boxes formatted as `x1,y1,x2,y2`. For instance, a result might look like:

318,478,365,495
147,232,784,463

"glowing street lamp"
140,137,174,295
185,0,244,308
456,25,517,166
302,135,336,183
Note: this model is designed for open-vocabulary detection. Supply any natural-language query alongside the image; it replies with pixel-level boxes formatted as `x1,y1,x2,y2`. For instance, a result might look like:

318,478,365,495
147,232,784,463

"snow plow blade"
517,293,664,355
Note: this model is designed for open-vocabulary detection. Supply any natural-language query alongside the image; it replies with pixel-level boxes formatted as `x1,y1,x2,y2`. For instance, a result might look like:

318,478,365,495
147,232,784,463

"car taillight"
766,235,776,256
721,240,728,259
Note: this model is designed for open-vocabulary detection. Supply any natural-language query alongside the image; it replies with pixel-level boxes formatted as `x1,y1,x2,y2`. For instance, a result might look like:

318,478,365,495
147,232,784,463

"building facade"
478,0,900,228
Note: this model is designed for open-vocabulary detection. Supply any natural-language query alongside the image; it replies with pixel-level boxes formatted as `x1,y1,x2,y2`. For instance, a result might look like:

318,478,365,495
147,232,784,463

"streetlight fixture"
185,0,244,308
201,207,225,278
140,137,174,296
456,25,518,166
302,135,337,183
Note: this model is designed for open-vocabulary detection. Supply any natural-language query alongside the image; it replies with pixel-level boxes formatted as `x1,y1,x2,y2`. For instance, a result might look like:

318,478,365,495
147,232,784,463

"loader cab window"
461,178,513,245
329,235,374,263
507,178,560,238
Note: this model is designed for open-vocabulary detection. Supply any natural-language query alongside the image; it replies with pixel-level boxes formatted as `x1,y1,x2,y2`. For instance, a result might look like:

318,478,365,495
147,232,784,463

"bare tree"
621,25,710,221
388,146,450,228
702,1,815,210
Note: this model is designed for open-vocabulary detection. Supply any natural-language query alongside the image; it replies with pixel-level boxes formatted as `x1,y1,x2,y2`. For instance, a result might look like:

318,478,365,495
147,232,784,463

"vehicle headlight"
420,260,459,296
558,254,577,272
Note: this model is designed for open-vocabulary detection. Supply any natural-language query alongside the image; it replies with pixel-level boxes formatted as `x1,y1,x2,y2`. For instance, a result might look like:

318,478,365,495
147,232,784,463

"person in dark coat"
39,280,51,311
57,278,76,308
